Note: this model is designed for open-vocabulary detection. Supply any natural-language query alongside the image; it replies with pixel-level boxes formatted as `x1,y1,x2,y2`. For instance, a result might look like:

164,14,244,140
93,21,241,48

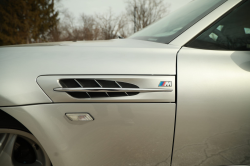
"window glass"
128,0,226,44
186,1,250,51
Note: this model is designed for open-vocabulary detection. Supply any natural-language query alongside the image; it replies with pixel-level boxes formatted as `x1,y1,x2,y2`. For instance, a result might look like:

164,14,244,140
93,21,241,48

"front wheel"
0,129,51,166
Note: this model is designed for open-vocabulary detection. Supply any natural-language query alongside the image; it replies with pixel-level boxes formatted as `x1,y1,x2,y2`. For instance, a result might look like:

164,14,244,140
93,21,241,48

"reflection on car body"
0,0,250,166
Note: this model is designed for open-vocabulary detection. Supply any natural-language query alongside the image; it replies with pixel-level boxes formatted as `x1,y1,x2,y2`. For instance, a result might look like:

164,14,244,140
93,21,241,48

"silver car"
0,0,250,165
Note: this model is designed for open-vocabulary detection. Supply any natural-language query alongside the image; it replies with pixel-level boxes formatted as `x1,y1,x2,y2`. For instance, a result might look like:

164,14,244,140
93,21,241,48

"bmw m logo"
159,81,172,87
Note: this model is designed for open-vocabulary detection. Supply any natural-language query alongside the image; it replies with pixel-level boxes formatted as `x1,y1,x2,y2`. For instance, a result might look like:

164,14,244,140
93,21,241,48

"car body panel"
172,47,250,165
1,103,175,166
170,0,242,46
0,1,249,166
0,39,179,106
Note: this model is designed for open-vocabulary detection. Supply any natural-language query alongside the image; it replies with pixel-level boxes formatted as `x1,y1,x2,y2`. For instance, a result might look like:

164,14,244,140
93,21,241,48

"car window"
128,0,226,44
186,0,250,51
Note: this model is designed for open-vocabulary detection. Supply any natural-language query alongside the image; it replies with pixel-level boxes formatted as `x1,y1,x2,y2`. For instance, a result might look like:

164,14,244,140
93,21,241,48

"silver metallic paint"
1,103,175,166
0,39,178,106
0,1,247,166
172,47,250,166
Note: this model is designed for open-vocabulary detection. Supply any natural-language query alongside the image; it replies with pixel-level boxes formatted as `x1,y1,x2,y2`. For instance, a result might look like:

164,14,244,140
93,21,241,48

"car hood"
0,39,179,106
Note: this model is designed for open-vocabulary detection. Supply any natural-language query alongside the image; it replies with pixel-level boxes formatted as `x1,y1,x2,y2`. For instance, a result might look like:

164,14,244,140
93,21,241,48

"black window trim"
184,0,249,51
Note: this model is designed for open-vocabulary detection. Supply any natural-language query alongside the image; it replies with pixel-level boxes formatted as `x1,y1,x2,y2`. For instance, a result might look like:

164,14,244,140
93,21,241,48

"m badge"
159,81,172,87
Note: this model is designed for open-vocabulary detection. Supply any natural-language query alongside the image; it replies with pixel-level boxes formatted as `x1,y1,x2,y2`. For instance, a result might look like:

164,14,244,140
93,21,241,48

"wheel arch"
0,109,31,133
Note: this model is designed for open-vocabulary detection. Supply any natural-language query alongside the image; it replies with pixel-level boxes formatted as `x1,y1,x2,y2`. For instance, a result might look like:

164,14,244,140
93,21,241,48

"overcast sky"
59,0,192,18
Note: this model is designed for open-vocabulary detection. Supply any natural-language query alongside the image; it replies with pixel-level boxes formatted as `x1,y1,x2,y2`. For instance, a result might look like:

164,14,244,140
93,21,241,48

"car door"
172,1,250,165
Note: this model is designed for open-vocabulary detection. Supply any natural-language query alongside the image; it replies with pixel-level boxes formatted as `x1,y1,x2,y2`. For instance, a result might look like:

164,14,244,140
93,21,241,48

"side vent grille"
59,79,139,98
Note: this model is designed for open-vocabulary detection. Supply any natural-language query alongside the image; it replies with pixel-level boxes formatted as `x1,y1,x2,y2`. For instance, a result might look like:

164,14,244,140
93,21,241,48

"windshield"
128,0,227,44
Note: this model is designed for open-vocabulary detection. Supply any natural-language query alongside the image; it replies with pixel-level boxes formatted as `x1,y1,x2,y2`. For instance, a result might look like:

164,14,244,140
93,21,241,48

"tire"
0,110,51,166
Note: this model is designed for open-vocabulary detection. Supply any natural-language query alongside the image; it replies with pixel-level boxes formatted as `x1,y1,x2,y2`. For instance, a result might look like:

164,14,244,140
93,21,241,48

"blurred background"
0,0,191,46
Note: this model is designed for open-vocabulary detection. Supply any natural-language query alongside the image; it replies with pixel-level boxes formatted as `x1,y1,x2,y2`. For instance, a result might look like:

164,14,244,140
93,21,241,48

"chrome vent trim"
37,75,176,103
115,81,129,96
54,87,172,93
56,79,147,98
94,79,110,97
74,79,91,98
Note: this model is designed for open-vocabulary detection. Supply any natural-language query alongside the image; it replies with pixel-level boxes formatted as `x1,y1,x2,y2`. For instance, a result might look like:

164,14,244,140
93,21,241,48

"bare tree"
93,26,101,40
49,25,61,41
118,26,129,38
59,8,78,41
125,0,170,32
79,13,98,40
48,2,132,42
96,8,128,40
